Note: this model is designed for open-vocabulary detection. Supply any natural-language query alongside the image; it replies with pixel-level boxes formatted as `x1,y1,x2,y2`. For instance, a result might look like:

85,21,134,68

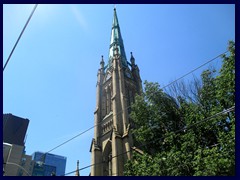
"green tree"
124,41,235,176
131,81,183,155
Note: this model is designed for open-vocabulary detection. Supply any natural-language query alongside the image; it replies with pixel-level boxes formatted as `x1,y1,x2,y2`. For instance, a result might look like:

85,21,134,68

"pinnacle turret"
130,52,135,65
100,55,105,69
75,160,80,176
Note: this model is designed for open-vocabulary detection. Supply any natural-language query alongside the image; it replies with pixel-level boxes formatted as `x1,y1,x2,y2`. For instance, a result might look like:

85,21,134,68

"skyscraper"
31,162,56,176
90,8,142,176
32,152,67,176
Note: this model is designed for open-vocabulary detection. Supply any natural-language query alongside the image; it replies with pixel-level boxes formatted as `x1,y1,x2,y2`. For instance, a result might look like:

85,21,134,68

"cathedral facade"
90,8,142,176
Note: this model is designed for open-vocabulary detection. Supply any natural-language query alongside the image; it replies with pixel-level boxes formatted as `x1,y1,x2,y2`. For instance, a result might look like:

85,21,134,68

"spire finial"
130,52,135,65
75,160,80,176
100,55,105,69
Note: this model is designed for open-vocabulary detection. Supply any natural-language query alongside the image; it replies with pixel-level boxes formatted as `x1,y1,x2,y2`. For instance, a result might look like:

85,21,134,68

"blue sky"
3,4,235,176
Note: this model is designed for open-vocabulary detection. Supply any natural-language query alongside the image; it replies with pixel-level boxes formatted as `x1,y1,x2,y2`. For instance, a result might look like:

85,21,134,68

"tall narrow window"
102,91,106,118
108,153,112,176
110,86,112,112
106,88,110,114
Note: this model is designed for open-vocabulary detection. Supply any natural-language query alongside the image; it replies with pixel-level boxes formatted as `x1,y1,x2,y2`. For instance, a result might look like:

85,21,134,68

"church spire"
108,7,128,68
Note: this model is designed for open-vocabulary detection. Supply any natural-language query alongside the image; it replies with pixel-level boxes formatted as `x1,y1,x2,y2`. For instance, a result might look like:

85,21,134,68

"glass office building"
32,151,67,176
32,162,56,176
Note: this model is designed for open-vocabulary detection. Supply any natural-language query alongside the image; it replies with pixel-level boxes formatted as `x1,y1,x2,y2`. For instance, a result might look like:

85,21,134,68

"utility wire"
41,50,229,158
5,162,31,176
62,106,235,176
111,147,235,176
63,106,235,176
155,150,235,175
45,126,96,154
3,5,233,175
161,50,229,89
3,4,38,72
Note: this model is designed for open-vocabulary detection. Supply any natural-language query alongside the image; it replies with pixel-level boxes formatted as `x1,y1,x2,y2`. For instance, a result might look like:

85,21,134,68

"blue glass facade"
32,151,67,176
32,162,56,176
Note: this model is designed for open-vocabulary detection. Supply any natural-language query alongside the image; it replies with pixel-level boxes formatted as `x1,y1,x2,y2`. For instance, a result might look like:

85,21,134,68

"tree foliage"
124,41,235,176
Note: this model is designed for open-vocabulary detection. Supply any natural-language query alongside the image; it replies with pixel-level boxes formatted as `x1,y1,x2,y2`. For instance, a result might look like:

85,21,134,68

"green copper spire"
108,8,128,68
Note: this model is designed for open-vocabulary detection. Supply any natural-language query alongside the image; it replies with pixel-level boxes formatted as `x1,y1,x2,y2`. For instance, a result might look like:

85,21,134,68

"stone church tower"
90,8,142,176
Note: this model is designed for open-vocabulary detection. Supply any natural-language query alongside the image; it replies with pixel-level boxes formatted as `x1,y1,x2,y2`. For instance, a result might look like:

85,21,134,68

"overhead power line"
161,50,229,89
110,149,235,176
62,106,235,176
158,152,234,175
45,126,96,154
3,4,38,72
5,162,31,176
40,50,230,159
